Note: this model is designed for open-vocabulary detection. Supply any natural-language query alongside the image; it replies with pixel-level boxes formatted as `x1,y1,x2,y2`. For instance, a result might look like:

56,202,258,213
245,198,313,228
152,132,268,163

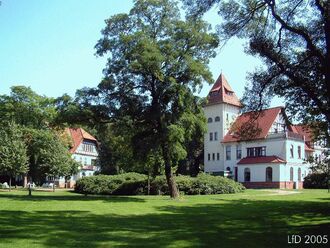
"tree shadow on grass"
0,198,329,247
0,193,146,203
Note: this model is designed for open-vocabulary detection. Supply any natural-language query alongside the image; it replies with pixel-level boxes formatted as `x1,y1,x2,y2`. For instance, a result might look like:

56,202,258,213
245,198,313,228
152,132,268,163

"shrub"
303,173,328,189
151,173,245,195
75,172,148,195
75,172,245,196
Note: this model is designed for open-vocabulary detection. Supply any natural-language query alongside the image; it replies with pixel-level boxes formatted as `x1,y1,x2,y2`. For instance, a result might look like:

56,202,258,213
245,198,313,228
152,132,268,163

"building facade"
204,73,324,189
54,128,100,188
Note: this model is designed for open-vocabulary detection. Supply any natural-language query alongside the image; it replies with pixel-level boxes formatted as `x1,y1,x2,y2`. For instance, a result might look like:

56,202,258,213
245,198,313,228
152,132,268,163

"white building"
54,128,100,188
204,73,324,189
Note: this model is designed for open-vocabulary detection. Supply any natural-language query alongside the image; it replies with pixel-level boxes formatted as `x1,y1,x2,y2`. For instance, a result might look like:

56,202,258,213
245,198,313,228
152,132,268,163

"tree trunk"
162,144,179,198
28,184,32,196
9,177,11,192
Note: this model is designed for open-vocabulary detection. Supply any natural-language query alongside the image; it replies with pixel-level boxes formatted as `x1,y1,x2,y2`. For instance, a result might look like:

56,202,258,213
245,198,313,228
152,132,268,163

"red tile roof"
66,128,97,153
206,73,242,107
292,125,313,142
237,156,286,165
222,107,283,143
292,125,314,151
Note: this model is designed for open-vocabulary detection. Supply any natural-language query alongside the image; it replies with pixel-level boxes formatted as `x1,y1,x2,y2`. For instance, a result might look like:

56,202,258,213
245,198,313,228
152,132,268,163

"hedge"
151,173,245,195
74,172,148,195
75,172,245,195
303,173,329,189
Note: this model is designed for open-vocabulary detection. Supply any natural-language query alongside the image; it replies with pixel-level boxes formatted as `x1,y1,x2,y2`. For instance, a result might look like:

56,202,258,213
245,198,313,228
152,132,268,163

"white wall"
204,103,240,173
238,164,281,182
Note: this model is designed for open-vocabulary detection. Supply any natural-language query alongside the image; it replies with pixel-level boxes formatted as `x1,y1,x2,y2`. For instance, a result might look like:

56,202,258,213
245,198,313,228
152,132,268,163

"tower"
204,73,242,174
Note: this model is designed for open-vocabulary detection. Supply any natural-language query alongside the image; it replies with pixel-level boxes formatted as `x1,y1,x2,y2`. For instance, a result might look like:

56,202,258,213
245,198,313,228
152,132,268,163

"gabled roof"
66,128,97,153
237,155,286,165
292,125,314,151
222,107,283,143
206,73,242,107
292,125,313,142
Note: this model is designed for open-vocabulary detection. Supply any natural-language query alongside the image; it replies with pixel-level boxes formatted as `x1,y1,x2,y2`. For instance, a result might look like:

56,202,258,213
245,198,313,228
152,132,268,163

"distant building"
204,73,327,189
50,128,100,188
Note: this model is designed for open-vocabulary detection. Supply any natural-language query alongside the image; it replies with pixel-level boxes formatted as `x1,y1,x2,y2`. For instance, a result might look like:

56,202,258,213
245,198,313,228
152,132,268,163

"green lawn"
0,189,329,247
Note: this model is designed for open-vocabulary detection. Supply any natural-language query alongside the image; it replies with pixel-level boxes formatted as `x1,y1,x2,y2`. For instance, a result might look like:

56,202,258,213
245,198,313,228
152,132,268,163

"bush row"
74,173,245,195
303,173,329,189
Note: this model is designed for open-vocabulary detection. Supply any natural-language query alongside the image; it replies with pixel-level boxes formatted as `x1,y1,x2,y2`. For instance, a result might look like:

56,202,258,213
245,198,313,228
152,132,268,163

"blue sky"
0,0,266,103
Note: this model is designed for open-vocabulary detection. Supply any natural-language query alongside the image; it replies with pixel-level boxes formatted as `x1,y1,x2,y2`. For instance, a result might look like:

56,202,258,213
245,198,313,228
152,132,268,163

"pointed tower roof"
206,73,242,107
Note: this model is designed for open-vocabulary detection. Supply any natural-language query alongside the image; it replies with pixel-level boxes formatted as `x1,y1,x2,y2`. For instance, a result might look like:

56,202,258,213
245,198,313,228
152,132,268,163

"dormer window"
224,88,233,96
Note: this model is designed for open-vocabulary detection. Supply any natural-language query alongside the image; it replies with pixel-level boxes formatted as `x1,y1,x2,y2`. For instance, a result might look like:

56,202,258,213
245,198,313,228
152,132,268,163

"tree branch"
265,0,325,64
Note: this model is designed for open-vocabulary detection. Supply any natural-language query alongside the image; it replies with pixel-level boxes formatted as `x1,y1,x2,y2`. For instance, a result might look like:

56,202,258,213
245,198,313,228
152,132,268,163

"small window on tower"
207,118,213,123
215,116,220,122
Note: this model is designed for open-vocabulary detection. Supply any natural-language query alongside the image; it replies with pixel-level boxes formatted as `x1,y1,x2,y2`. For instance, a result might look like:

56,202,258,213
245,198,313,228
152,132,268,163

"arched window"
290,167,294,181
266,167,272,182
207,117,213,123
298,168,301,181
215,116,220,122
226,167,231,171
244,168,250,182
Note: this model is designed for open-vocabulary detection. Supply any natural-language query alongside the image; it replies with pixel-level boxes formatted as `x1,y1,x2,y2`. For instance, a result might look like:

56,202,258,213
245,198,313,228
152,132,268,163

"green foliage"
75,173,148,195
23,128,79,183
74,0,219,197
75,173,245,196
303,173,328,189
0,86,57,128
0,122,28,179
152,173,245,195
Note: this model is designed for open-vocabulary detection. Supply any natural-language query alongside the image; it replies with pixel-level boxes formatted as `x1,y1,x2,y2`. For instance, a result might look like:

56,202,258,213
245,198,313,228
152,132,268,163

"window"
83,142,94,152
236,145,242,159
212,153,215,161
214,132,218,141
247,147,266,157
208,153,211,161
244,168,250,182
226,146,231,160
226,167,231,171
290,145,294,158
298,168,301,182
290,167,294,181
215,116,220,122
298,146,301,159
84,157,87,165
217,153,220,160
266,167,272,182
209,132,213,141
207,117,213,123
226,113,229,121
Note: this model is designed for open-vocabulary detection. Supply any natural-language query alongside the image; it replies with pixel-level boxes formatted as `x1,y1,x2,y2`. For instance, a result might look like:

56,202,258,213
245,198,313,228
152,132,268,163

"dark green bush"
151,173,245,195
303,173,328,189
75,172,148,195
75,172,245,195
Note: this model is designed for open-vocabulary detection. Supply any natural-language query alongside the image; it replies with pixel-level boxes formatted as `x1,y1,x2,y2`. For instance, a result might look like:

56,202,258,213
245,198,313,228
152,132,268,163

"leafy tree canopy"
73,0,218,198
0,86,57,128
0,122,29,189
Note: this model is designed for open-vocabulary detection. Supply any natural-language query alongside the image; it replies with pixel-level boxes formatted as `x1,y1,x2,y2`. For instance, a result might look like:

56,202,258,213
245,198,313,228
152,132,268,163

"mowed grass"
0,189,329,248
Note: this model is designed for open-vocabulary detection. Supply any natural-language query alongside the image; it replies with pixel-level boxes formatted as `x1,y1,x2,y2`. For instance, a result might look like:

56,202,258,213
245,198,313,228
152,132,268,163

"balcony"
267,131,304,141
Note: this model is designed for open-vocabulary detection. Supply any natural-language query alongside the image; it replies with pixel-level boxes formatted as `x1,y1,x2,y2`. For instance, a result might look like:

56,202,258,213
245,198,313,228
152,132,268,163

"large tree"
184,0,330,141
78,0,218,198
24,128,79,186
0,122,28,191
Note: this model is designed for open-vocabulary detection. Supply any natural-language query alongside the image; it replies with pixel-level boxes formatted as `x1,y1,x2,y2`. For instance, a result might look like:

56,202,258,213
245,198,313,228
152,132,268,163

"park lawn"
0,189,329,248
